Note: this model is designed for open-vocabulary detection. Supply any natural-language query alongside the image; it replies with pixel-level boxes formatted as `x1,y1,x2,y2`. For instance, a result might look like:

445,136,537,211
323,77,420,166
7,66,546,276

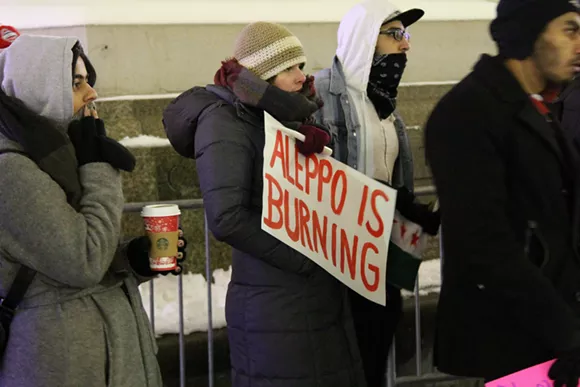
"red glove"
214,58,243,88
0,25,19,49
303,75,316,98
302,75,324,109
296,123,331,156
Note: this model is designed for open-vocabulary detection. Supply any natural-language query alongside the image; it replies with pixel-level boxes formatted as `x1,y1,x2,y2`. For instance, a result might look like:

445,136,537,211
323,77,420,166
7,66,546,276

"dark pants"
349,284,403,387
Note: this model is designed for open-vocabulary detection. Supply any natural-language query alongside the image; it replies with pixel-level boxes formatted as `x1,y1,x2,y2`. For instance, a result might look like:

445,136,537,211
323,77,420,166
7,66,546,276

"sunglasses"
379,28,411,42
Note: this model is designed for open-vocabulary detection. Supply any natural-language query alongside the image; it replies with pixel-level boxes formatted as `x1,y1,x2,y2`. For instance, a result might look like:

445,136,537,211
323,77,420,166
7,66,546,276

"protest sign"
485,360,555,387
261,112,397,305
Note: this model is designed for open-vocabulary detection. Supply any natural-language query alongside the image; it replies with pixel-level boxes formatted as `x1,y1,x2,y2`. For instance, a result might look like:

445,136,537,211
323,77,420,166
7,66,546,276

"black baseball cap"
382,8,425,27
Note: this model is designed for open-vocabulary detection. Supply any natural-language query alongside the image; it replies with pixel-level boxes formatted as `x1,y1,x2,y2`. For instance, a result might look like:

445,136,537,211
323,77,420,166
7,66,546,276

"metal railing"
122,184,474,387
123,198,205,387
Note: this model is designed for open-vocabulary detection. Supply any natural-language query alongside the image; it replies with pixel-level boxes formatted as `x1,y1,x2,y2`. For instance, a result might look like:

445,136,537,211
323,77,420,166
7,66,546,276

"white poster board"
261,112,397,305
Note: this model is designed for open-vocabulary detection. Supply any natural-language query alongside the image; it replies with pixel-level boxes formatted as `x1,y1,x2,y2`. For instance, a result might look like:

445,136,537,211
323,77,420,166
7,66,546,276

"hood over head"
0,34,80,128
336,0,423,91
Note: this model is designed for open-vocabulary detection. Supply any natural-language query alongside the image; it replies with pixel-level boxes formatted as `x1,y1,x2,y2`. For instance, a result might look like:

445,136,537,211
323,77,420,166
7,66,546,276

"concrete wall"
5,0,499,28
9,0,499,96
22,19,496,97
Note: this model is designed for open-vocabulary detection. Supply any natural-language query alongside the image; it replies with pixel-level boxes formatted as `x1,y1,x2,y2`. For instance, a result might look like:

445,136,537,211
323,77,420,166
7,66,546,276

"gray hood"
0,34,79,127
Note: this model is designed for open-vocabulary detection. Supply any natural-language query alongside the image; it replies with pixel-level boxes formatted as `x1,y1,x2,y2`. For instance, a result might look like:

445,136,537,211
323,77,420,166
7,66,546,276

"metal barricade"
124,199,206,387
122,185,471,387
385,185,446,387
385,187,479,386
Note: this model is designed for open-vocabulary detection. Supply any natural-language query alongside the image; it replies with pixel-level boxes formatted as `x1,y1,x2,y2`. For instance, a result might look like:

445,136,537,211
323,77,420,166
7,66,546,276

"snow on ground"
139,267,230,336
139,259,442,336
401,258,442,298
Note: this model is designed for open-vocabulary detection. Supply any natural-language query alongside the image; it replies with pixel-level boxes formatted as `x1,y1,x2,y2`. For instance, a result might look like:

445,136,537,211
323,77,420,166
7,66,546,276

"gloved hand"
296,123,331,156
216,60,330,156
98,137,136,172
68,117,136,172
549,348,580,387
214,59,263,105
215,58,243,88
92,119,136,172
303,75,317,99
67,116,102,166
126,229,188,277
396,187,440,236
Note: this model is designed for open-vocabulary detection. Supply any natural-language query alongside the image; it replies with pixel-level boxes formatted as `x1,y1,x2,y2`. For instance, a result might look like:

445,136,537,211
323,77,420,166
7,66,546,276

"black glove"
159,230,187,277
98,136,136,172
93,119,136,172
67,117,101,166
68,117,136,172
396,187,440,236
126,229,187,277
549,349,580,387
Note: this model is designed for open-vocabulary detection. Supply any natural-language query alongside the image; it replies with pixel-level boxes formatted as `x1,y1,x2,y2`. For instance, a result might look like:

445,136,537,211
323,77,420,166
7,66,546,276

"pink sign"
485,360,556,387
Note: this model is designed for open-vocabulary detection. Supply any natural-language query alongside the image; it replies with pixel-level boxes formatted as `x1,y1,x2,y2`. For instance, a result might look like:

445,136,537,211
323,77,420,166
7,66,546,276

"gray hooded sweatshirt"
0,35,162,387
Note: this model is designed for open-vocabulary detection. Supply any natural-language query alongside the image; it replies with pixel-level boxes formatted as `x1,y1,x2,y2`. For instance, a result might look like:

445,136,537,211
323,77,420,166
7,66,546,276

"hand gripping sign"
261,112,397,306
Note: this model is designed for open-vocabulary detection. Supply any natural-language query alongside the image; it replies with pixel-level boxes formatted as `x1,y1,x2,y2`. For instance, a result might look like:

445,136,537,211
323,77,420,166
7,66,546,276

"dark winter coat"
163,85,366,387
556,76,580,149
425,54,580,380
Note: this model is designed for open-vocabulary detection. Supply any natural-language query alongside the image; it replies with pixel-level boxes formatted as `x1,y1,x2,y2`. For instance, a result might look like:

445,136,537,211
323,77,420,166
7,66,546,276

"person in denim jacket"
314,1,439,385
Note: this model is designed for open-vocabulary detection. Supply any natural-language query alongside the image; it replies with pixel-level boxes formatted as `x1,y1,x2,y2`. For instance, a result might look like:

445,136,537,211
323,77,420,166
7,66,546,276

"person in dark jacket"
556,75,580,148
0,34,186,387
425,0,580,384
163,22,366,387
314,1,439,385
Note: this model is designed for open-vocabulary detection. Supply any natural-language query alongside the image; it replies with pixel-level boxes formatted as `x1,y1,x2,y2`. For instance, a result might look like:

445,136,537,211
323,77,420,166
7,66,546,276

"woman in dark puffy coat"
163,21,367,387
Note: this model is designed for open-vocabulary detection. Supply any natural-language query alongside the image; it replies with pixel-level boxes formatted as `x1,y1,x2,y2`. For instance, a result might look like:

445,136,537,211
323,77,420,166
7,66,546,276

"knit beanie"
233,22,307,80
490,0,580,60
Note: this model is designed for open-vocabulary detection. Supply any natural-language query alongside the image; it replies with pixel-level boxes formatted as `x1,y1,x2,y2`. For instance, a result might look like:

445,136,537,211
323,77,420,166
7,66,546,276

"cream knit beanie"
233,22,306,80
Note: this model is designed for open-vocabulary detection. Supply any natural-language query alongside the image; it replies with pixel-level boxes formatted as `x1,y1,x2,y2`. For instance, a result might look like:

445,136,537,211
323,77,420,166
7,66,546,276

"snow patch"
401,258,441,298
139,267,230,336
98,93,180,102
139,259,442,335
118,135,171,148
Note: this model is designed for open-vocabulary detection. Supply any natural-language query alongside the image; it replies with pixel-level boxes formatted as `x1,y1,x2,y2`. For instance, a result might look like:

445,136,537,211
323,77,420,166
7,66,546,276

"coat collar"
206,84,264,127
329,56,348,96
473,54,566,165
473,55,580,247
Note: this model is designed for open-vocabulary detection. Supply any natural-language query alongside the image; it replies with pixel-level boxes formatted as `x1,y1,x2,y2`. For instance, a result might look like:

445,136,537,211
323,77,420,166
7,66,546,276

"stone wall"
96,83,452,274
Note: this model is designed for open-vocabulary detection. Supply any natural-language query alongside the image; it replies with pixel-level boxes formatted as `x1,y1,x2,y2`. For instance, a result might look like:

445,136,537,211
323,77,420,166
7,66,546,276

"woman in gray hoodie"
0,34,184,387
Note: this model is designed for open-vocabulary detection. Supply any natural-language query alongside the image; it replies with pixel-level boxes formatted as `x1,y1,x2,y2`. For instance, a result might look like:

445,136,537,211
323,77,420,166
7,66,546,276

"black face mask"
366,53,407,119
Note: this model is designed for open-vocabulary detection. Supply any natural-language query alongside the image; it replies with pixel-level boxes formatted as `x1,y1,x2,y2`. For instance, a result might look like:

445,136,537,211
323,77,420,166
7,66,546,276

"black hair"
71,41,97,87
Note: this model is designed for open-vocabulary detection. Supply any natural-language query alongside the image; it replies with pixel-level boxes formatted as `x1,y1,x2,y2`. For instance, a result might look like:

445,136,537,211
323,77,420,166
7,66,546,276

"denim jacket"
314,57,415,191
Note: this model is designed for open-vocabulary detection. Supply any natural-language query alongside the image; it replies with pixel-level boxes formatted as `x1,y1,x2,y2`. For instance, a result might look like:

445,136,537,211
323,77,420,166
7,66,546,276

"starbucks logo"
156,238,170,251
